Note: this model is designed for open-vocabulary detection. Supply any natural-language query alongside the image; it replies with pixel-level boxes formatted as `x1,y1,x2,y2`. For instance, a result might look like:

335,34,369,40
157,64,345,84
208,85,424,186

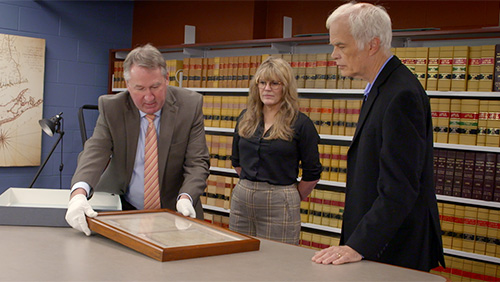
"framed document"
86,209,260,262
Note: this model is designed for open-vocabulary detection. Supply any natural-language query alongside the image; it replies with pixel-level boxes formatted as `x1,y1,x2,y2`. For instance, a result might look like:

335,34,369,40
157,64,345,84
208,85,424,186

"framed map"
0,34,45,166
87,209,260,261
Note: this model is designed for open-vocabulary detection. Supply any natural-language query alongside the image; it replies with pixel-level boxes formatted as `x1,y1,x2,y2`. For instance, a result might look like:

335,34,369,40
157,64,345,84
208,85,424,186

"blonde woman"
230,56,322,245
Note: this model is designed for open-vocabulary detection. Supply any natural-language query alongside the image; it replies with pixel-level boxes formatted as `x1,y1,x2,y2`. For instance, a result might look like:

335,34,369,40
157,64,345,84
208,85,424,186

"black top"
232,110,322,185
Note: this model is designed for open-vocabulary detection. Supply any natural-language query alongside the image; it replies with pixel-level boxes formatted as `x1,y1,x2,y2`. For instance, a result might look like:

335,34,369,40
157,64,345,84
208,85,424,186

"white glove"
65,194,98,236
176,198,196,218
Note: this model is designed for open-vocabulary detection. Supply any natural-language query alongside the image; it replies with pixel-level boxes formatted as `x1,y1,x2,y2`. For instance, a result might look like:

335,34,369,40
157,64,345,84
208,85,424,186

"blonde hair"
238,56,299,141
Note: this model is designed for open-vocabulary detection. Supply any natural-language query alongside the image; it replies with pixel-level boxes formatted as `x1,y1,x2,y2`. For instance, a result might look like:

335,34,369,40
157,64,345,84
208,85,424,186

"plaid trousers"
229,179,301,245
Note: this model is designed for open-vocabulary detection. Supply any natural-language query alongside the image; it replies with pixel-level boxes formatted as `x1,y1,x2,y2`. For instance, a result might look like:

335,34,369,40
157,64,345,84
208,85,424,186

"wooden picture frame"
87,209,260,262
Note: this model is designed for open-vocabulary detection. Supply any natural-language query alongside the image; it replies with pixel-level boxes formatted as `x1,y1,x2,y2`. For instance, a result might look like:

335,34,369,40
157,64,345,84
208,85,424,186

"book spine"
462,151,476,198
479,45,495,92
435,149,447,195
462,206,477,253
467,46,482,91
415,47,429,89
451,46,469,91
319,99,333,135
309,99,322,132
494,44,500,91
482,152,496,201
436,98,451,143
326,55,338,89
440,202,454,249
452,150,465,197
448,99,462,144
458,99,480,145
437,46,454,91
203,95,214,127
338,146,348,182
471,152,486,200
298,54,307,88
451,204,465,250
305,53,317,89
426,47,440,91
444,150,456,196
328,146,339,182
314,53,328,89
476,100,489,146
494,153,500,202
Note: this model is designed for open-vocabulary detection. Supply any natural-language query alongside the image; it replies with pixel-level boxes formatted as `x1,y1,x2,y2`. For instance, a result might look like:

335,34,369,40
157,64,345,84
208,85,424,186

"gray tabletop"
0,225,447,281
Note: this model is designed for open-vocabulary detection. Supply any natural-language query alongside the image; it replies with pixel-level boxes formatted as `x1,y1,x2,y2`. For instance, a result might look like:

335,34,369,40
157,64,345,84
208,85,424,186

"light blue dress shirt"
363,55,394,100
71,110,161,209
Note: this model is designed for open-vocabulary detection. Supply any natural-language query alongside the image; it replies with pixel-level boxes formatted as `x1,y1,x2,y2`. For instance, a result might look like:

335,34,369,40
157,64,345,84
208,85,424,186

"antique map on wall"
0,34,45,166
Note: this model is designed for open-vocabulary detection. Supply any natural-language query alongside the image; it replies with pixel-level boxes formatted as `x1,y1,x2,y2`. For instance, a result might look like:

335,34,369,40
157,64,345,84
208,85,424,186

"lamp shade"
39,113,62,137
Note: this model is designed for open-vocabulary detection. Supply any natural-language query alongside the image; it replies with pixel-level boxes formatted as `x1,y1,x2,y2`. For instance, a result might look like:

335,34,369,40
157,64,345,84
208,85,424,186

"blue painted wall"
0,0,133,192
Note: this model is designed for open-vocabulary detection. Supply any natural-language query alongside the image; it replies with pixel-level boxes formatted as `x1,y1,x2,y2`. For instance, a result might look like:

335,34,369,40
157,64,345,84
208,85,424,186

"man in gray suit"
65,44,210,236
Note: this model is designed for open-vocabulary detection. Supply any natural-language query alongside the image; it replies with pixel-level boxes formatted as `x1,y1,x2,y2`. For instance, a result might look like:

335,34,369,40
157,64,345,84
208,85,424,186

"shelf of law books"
109,37,500,280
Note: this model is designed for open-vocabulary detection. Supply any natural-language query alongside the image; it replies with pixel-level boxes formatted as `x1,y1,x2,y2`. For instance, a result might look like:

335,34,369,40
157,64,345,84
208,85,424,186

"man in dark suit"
312,2,445,271
65,44,210,236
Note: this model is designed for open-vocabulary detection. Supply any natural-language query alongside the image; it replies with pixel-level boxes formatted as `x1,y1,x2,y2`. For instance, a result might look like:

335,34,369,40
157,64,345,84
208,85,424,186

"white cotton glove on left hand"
176,198,196,218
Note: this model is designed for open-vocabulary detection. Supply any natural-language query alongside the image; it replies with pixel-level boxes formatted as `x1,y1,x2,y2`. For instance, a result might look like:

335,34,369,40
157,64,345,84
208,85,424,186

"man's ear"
368,37,381,55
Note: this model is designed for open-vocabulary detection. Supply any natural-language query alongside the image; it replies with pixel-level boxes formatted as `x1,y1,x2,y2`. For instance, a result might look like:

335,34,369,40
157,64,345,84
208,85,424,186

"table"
0,225,447,281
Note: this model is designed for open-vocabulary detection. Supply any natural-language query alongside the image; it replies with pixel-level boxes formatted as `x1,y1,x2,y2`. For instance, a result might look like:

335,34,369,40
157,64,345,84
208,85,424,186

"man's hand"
176,197,196,218
312,245,363,265
65,193,98,236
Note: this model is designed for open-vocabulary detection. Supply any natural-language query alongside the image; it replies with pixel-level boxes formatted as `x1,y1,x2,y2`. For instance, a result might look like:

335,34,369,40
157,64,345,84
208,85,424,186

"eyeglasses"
257,80,283,90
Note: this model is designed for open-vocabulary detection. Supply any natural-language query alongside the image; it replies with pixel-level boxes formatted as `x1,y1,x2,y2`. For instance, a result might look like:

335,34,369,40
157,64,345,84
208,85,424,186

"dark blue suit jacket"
341,56,445,271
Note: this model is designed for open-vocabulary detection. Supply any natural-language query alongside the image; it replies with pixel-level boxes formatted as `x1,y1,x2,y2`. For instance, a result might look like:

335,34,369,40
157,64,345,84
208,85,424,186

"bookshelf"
195,86,500,268
108,27,500,93
108,28,500,280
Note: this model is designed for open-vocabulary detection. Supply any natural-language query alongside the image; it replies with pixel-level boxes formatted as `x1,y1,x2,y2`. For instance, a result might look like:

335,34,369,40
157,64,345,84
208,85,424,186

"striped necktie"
144,114,161,210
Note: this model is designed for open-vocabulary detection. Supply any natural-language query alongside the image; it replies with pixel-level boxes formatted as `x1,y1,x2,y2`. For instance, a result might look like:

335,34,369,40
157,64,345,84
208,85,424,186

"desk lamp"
29,112,64,188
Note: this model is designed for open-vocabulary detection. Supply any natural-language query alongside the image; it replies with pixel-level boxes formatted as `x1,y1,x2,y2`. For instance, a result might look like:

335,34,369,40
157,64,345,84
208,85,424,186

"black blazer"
341,56,445,271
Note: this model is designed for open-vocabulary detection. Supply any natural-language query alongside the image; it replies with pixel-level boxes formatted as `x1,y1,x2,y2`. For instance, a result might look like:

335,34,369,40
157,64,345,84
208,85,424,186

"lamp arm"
29,131,65,188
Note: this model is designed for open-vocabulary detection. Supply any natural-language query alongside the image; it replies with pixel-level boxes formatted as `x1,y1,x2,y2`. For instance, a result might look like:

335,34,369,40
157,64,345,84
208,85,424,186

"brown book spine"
452,150,465,197
435,149,447,195
472,152,486,200
462,151,476,198
433,148,438,187
494,154,500,202
494,44,500,91
482,152,496,201
443,150,456,196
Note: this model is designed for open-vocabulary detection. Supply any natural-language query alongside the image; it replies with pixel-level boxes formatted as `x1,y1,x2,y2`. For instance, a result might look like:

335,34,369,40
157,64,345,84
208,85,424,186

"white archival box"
0,187,122,227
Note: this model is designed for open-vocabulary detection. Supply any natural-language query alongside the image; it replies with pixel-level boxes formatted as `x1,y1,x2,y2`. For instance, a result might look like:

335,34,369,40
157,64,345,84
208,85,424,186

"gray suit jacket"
71,86,210,219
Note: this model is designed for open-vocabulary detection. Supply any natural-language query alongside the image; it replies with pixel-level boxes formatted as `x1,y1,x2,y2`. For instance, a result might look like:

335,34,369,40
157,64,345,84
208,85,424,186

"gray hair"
123,43,167,81
326,2,392,54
